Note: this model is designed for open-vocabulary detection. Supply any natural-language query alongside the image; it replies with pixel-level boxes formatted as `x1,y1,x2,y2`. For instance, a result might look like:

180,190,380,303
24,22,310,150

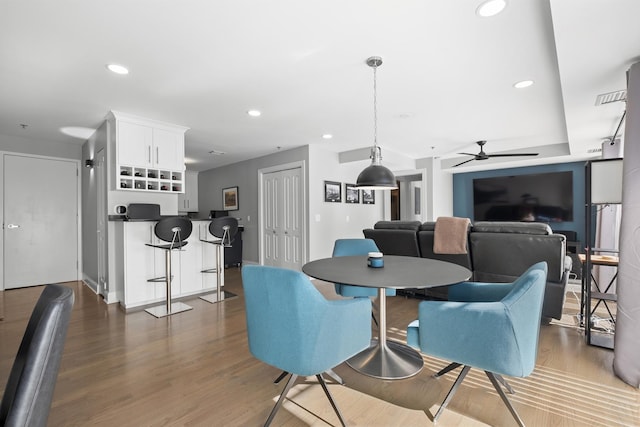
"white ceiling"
1,0,637,172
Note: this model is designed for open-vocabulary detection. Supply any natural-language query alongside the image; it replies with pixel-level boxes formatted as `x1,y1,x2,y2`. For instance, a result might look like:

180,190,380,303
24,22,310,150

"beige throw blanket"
433,216,470,254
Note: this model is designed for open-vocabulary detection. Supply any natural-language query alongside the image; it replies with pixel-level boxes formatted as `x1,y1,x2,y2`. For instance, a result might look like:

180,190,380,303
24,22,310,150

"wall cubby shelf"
118,167,183,193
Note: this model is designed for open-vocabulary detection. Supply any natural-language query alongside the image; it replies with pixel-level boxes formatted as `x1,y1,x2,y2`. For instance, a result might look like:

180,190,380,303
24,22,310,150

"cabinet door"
153,128,184,171
118,121,153,167
178,171,198,212
123,223,157,306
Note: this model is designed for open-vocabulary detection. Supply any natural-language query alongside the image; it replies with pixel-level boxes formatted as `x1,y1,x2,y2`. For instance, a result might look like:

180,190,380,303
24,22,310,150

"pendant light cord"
373,65,378,149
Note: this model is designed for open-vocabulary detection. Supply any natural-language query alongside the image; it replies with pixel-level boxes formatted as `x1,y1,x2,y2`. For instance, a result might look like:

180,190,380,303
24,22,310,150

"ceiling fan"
453,140,539,167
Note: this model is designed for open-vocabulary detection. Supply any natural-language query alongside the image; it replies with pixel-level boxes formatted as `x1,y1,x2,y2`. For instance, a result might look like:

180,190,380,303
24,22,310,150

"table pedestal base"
346,339,424,380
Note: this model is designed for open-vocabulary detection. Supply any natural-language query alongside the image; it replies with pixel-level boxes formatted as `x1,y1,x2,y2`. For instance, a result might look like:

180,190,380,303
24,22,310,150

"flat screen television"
473,171,573,222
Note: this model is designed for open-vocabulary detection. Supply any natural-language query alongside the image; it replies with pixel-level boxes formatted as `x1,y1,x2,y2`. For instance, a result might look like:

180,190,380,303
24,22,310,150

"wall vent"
595,90,627,106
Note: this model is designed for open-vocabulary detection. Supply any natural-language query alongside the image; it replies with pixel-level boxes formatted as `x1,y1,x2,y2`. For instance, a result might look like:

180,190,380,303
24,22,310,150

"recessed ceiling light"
514,80,534,89
322,134,333,139
476,0,507,17
247,110,261,117
106,64,129,75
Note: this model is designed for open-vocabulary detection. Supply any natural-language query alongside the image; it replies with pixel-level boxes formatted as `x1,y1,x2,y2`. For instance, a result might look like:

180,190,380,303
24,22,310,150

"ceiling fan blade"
457,152,477,156
453,158,476,167
487,153,539,158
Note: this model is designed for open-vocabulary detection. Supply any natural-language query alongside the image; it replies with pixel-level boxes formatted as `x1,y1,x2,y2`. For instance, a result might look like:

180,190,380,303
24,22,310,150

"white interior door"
3,154,79,289
261,166,303,270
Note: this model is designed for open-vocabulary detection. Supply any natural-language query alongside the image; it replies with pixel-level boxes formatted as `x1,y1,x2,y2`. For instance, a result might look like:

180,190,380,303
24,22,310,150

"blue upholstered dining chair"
242,265,372,427
333,238,396,298
406,262,548,427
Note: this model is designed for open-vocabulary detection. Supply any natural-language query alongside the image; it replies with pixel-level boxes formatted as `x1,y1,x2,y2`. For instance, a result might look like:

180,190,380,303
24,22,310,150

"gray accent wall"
197,144,384,266
198,146,310,264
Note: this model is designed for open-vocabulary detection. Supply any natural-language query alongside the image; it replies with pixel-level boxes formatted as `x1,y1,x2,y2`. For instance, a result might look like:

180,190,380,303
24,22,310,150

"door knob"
6,224,20,229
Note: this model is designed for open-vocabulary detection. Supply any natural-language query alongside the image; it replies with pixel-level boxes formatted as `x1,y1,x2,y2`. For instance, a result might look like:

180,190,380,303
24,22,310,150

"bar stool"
145,217,193,318
199,216,238,303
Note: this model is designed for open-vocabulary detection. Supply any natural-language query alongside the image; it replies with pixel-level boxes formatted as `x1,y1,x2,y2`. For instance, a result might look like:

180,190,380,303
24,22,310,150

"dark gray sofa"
363,220,572,321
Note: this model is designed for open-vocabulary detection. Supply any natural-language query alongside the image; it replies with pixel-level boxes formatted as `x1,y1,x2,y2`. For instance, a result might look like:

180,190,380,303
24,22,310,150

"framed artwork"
324,181,342,202
223,186,239,210
362,189,375,204
345,183,360,204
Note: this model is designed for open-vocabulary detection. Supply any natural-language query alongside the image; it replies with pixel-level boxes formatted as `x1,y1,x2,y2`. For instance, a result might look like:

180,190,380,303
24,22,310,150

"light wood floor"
1,271,638,426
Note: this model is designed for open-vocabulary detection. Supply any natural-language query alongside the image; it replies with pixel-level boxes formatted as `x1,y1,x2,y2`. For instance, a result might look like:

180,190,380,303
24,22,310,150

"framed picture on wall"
324,181,342,202
362,189,375,204
223,186,239,210
345,183,359,204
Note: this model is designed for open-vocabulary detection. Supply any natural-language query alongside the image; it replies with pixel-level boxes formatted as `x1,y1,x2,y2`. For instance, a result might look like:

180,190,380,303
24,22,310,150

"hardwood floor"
1,271,638,426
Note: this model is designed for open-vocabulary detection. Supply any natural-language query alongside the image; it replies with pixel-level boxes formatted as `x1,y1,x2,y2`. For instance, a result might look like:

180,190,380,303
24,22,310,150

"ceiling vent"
587,147,603,153
595,90,627,106
208,150,226,155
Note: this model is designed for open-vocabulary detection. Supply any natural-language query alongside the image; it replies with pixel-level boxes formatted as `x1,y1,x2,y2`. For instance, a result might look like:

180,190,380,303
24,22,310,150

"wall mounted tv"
473,171,573,222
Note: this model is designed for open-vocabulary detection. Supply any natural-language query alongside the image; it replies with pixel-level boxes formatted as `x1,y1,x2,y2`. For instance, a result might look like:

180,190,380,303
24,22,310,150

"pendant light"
356,56,398,190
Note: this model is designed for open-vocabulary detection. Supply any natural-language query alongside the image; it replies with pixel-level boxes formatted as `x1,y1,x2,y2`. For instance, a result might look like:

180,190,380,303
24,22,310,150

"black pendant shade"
356,164,397,189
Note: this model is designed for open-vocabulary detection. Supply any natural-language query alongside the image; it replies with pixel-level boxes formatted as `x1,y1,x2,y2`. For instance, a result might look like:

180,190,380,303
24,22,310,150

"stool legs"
145,249,193,318
200,243,237,304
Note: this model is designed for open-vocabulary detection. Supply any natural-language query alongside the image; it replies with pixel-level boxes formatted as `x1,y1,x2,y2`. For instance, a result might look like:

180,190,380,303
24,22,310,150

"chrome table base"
347,287,423,379
347,339,423,379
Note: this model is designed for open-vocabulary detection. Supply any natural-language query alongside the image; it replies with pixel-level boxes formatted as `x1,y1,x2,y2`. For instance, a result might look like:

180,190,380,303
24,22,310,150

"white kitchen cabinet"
117,121,153,168
109,111,188,193
178,170,199,212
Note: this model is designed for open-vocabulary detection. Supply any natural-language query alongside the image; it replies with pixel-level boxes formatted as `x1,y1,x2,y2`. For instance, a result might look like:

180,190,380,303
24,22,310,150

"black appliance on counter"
127,203,161,220
209,210,243,268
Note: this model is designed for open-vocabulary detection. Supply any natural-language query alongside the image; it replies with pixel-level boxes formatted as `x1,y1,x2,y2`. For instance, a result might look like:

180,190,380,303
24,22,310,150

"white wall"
308,145,383,260
417,157,454,220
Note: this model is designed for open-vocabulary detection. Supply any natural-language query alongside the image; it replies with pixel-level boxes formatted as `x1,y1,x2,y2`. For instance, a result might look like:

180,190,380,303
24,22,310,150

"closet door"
261,166,302,270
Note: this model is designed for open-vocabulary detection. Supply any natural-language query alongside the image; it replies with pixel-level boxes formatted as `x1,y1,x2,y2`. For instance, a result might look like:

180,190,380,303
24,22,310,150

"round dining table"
302,255,472,380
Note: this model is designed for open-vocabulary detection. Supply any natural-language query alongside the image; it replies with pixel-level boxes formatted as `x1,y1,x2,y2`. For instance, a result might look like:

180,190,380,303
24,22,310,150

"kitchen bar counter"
111,219,224,310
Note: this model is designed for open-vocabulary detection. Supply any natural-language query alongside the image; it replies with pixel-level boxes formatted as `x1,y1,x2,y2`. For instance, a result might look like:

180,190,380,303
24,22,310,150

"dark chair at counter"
145,217,193,317
199,216,239,304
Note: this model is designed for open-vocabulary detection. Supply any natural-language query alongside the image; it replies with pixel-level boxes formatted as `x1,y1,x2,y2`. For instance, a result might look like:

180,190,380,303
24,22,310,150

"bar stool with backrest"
145,217,193,318
199,216,238,303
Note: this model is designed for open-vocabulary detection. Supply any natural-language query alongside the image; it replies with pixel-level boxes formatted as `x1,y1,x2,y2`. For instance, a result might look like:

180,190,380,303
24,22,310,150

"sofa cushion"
363,221,421,257
470,230,565,283
472,221,552,235
374,220,421,231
